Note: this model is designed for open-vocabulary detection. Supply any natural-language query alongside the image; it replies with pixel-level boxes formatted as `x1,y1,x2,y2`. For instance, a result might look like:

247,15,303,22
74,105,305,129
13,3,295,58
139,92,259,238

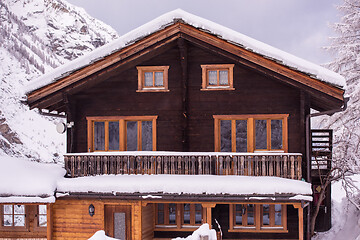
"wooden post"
202,203,216,229
293,203,304,240
47,203,53,240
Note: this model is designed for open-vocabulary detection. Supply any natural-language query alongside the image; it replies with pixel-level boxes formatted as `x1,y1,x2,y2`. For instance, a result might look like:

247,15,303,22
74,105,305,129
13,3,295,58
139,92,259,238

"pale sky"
66,0,342,65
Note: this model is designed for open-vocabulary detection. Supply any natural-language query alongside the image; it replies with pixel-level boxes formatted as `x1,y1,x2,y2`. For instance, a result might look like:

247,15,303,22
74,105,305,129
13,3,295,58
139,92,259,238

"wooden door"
105,205,131,240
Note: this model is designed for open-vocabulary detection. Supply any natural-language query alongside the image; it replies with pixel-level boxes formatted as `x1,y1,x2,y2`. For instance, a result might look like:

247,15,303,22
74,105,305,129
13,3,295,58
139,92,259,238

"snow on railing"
64,152,302,180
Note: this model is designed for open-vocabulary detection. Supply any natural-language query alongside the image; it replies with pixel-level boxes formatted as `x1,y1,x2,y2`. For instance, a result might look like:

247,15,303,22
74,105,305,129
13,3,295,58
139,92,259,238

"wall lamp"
89,204,95,217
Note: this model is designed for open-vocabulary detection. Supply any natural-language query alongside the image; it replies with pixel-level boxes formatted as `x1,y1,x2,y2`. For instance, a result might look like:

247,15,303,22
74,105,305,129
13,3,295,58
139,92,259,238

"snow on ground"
313,175,360,240
88,224,216,240
25,9,345,94
57,174,312,200
0,155,65,203
88,230,117,240
173,224,217,240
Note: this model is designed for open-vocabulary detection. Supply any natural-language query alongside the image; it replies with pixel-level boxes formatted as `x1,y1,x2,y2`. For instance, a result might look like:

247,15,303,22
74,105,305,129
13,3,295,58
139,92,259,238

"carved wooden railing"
64,152,302,180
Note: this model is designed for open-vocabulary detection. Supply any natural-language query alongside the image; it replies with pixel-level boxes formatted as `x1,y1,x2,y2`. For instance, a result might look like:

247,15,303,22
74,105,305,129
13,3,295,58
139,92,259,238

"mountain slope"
0,0,119,162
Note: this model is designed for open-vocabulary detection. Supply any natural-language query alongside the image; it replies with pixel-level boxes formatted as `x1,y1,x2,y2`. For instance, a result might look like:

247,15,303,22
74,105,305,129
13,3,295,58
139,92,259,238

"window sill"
137,89,170,92
201,87,235,91
155,226,199,232
228,227,288,233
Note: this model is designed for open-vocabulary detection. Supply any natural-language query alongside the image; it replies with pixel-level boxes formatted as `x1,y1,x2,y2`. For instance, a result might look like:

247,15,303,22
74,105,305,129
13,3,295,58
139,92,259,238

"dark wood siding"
72,43,303,155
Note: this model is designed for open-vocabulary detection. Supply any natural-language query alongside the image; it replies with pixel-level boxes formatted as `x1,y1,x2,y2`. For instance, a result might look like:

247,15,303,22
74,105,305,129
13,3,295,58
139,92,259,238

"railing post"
269,156,273,177
297,156,302,180
178,156,182,174
283,155,288,178
290,155,295,179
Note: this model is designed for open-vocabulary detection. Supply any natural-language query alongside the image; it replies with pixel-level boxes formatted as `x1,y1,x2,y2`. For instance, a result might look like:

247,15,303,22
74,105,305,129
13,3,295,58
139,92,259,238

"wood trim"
27,22,344,111
87,116,157,152
229,203,288,233
136,66,170,92
298,206,304,240
87,116,158,121
179,23,344,100
213,114,289,120
231,120,236,152
152,118,157,151
200,64,235,90
87,119,92,152
214,118,220,152
46,204,52,240
105,121,109,151
214,114,289,153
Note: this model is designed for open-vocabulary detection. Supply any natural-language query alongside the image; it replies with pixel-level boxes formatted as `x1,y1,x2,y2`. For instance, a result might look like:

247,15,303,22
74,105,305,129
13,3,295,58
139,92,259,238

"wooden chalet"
4,9,345,240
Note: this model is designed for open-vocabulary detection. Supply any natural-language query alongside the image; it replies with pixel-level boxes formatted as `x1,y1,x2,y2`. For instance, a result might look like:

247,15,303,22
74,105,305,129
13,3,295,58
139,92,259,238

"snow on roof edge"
0,196,55,203
24,9,345,95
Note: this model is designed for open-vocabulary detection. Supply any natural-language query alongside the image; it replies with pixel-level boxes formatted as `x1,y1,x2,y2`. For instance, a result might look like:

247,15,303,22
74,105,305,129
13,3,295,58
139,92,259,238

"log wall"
52,200,104,239
141,204,154,240
72,43,305,157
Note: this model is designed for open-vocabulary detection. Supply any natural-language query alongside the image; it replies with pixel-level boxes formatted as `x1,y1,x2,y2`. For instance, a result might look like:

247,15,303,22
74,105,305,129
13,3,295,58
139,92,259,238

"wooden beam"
28,22,344,111
27,24,182,105
177,38,189,152
47,204,53,240
178,24,344,100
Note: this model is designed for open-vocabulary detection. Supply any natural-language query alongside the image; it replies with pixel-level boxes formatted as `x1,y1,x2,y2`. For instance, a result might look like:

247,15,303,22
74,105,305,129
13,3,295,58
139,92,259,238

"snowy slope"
0,0,118,162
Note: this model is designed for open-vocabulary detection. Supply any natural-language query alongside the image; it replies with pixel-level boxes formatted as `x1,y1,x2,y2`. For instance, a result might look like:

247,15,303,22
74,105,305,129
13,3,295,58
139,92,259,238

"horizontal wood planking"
52,199,104,240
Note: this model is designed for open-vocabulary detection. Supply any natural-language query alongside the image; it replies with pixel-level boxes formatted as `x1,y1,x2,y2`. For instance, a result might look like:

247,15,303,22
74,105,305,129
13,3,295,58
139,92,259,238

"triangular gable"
26,9,345,111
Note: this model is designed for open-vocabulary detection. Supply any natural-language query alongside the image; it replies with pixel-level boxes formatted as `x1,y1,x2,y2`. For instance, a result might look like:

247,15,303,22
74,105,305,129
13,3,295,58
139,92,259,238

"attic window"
136,66,170,92
201,64,234,90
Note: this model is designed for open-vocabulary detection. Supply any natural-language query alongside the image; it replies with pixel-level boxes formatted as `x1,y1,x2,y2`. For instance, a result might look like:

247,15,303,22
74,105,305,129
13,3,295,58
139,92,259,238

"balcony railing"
64,152,302,180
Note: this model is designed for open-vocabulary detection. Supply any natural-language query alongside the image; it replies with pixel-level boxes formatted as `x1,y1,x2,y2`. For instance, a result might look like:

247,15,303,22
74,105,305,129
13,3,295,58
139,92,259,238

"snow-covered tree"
320,0,360,170
311,0,360,236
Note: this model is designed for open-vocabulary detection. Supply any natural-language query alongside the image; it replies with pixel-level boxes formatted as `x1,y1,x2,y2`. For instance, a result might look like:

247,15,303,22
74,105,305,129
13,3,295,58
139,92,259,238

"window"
37,205,47,227
137,66,169,92
155,203,177,228
0,204,47,237
229,204,287,232
214,114,288,152
201,64,234,90
182,204,202,227
1,205,26,228
155,203,203,230
87,116,157,152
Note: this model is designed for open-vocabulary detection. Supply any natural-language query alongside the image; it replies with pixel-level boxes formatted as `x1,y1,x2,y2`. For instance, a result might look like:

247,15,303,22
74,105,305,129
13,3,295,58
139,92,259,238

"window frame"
33,205,47,232
201,64,235,90
229,203,287,233
136,66,170,92
155,203,204,231
214,114,288,153
87,116,157,152
0,204,28,231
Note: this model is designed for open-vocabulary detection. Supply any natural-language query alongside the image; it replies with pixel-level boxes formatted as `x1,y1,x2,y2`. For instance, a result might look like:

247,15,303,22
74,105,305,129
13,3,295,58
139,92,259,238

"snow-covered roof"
56,174,313,201
0,156,65,203
25,9,345,94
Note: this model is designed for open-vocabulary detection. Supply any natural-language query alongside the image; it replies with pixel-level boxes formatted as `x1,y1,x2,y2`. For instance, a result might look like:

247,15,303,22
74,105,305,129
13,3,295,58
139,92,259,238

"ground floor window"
155,203,203,230
229,203,287,232
0,204,47,236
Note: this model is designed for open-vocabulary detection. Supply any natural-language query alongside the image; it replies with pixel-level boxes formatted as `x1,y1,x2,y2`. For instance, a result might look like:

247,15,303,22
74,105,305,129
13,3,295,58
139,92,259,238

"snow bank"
0,156,65,203
25,9,345,94
173,224,217,240
313,175,360,240
88,230,118,240
57,174,312,200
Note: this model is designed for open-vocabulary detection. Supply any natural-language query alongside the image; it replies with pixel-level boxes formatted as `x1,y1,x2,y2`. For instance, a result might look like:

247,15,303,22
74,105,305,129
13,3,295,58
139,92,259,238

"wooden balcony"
64,152,302,180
